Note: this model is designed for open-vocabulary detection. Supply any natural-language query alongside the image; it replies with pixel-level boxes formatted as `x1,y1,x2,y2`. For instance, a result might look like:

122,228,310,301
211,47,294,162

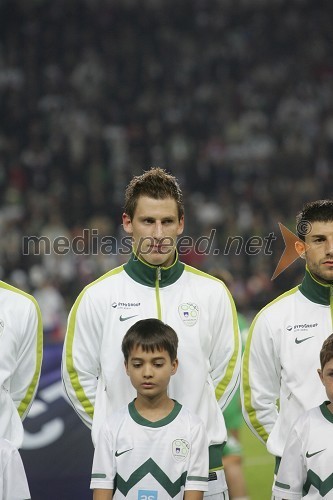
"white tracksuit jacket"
241,268,333,458
0,282,43,448
62,253,241,469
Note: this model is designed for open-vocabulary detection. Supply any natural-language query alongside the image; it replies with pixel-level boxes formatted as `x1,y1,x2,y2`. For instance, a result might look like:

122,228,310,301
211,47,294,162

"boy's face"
122,196,184,268
125,345,178,400
296,221,333,284
318,357,333,405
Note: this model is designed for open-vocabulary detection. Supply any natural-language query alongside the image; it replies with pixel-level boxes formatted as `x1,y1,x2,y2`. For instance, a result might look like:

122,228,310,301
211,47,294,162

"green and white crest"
172,439,190,462
178,303,199,326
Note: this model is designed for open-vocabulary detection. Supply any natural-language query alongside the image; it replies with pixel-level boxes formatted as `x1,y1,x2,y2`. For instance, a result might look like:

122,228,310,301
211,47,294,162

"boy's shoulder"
177,404,206,431
102,404,129,433
293,403,328,435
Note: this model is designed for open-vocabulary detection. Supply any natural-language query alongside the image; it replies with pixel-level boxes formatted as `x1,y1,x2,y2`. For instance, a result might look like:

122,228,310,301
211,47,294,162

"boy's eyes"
131,362,165,368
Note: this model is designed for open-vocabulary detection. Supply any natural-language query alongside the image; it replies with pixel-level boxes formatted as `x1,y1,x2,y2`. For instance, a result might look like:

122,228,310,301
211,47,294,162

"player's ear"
317,368,324,384
122,213,133,235
295,240,306,259
177,215,185,236
171,358,178,375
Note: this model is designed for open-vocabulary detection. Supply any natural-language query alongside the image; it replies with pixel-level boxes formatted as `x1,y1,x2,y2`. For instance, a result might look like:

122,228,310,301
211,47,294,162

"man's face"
122,196,184,267
301,221,333,284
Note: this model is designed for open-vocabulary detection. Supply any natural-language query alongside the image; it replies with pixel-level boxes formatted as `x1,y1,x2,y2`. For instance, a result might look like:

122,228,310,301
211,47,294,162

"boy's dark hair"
320,333,333,370
122,318,178,363
124,167,184,220
296,200,333,241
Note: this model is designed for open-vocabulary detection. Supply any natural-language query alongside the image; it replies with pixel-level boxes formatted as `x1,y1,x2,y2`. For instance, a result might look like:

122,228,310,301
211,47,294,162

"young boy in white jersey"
0,437,30,500
90,318,209,500
273,333,333,499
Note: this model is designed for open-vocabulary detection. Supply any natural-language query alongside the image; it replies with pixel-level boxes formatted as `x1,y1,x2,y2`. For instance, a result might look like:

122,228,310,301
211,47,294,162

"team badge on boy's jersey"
172,439,190,461
178,303,199,326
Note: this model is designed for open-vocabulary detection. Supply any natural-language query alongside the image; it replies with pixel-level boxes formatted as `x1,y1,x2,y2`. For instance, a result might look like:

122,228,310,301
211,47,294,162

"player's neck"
134,393,175,422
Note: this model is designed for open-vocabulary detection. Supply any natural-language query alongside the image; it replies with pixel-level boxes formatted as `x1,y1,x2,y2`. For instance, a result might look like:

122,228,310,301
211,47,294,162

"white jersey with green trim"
0,437,31,499
62,254,241,463
241,269,332,458
90,401,208,499
273,402,333,500
0,282,43,448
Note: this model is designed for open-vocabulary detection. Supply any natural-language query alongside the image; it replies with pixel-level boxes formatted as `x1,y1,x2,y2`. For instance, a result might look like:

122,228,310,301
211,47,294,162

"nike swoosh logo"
306,449,326,458
115,449,133,457
295,336,314,344
119,314,139,322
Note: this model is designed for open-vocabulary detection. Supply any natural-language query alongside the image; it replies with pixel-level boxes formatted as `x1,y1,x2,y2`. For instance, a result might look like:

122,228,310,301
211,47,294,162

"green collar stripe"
303,470,333,497
0,282,44,419
115,459,187,496
242,286,299,442
299,268,332,305
124,253,184,287
320,401,333,423
128,400,182,427
65,266,124,419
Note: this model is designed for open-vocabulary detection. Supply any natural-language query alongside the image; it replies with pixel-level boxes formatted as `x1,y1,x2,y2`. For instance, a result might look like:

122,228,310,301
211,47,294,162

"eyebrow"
130,356,167,361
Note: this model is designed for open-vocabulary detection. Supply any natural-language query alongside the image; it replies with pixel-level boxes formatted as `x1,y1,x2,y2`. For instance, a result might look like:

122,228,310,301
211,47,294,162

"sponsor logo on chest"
112,301,141,310
286,322,318,333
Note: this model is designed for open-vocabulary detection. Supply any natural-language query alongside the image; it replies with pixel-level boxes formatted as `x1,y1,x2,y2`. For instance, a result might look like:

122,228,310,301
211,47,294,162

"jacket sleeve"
11,297,43,420
273,422,304,500
241,310,280,444
210,283,241,411
62,288,103,428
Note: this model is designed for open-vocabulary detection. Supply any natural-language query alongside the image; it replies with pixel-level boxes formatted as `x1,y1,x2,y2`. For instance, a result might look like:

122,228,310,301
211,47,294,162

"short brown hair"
124,167,184,220
296,200,333,241
122,318,178,363
320,333,333,370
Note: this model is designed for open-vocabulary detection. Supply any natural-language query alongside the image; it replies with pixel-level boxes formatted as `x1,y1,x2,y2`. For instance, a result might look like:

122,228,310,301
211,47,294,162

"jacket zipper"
155,267,162,319
330,285,333,328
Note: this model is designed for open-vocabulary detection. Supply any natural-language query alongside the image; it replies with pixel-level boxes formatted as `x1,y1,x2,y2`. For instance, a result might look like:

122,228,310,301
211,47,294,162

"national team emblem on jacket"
0,319,4,338
178,303,199,326
172,439,190,461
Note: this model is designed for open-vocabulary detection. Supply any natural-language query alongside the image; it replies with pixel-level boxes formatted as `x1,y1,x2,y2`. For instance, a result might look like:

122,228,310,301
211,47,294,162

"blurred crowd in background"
0,0,332,343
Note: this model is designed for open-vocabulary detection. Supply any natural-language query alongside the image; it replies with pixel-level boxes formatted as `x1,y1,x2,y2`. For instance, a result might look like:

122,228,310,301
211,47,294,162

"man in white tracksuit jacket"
62,167,241,499
0,281,43,448
241,199,333,475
